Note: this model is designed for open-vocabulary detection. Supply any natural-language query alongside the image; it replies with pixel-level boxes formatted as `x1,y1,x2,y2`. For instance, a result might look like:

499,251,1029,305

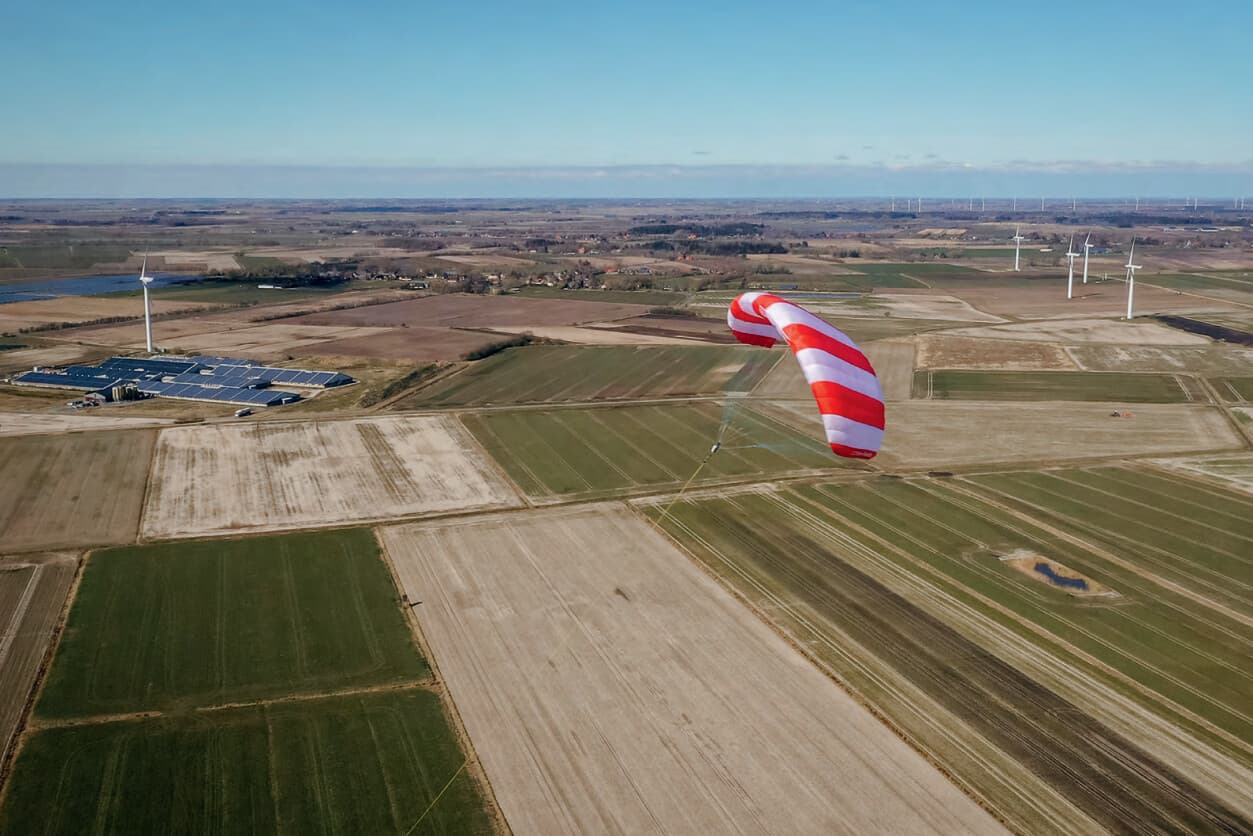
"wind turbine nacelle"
140,277,154,284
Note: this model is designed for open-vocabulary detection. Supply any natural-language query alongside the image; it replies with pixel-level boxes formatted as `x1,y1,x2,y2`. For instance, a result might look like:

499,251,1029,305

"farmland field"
380,505,1002,835
290,293,650,329
915,335,1076,371
461,401,837,500
0,690,492,836
0,554,75,766
516,286,686,306
917,369,1189,402
37,529,426,718
1213,376,1253,401
1151,453,1253,493
400,344,779,407
142,415,519,538
0,429,155,552
757,400,1240,468
1068,344,1253,375
652,472,1253,833
752,339,915,400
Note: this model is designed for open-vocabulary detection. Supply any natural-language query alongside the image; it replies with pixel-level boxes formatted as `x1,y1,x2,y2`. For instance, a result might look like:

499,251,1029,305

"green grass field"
0,243,135,271
515,286,687,306
1213,377,1253,401
0,690,492,836
37,528,427,719
918,369,1188,402
400,344,780,408
462,401,837,499
653,467,1253,833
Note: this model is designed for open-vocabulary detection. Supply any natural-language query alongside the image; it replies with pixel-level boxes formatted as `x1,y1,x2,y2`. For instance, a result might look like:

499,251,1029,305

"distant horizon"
4,162,1252,202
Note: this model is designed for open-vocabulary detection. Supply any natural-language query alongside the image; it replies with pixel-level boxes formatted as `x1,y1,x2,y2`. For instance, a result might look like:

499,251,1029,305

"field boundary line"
635,499,1040,834
372,528,511,836
30,680,437,731
0,551,84,807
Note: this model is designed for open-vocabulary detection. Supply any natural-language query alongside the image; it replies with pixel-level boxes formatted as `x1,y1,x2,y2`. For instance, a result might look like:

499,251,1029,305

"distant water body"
0,273,196,304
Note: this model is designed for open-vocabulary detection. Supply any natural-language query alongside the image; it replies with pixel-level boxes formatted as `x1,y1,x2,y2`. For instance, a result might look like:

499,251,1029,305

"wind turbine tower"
1065,234,1078,300
1124,239,1141,320
1012,225,1025,272
1081,232,1092,284
139,255,155,353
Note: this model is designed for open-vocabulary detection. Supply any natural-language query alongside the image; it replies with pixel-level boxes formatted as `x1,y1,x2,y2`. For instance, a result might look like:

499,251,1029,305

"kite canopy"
727,292,884,459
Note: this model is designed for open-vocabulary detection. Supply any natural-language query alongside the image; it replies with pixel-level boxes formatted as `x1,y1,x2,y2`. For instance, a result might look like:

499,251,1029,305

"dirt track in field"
0,430,155,552
380,505,1005,836
142,416,520,538
0,554,75,766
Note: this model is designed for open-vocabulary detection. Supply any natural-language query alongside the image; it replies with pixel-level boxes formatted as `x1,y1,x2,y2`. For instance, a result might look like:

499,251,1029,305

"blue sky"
3,0,1251,197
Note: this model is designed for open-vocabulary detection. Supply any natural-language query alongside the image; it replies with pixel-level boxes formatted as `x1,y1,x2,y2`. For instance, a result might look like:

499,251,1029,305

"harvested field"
142,415,519,538
0,553,75,766
596,313,739,343
942,282,1234,320
799,293,1004,323
290,293,650,329
920,369,1188,402
1,690,492,836
756,400,1240,468
1214,376,1253,402
916,335,1076,370
402,344,779,408
143,249,241,272
461,401,836,501
0,430,155,552
0,411,173,437
1149,453,1253,495
516,287,687,306
485,324,711,345
380,505,1003,836
0,343,102,373
654,483,1253,832
0,296,212,332
946,317,1212,345
1067,344,1253,374
303,326,500,362
752,339,914,401
61,315,246,346
69,319,392,359
37,529,426,717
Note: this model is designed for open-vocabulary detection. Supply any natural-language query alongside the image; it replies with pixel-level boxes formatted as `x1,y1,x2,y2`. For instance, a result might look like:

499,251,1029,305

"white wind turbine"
1081,232,1092,284
1065,234,1078,299
139,254,155,353
1011,225,1025,272
1124,239,1141,319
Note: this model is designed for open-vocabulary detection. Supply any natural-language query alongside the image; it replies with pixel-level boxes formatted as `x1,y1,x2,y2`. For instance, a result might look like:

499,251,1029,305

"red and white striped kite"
727,292,884,460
